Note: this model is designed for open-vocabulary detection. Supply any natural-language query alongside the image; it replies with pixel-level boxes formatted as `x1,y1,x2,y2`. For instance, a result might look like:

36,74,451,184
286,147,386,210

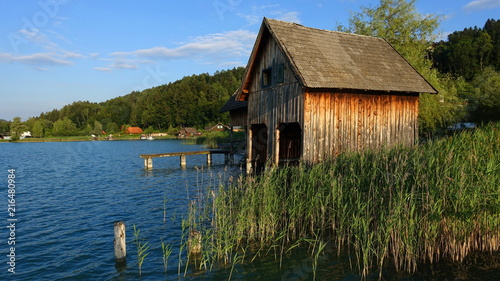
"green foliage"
52,117,77,136
0,119,10,133
132,224,150,276
32,120,45,138
144,126,155,134
161,240,173,272
433,19,500,80
106,122,119,134
91,120,103,135
467,67,500,122
10,117,29,141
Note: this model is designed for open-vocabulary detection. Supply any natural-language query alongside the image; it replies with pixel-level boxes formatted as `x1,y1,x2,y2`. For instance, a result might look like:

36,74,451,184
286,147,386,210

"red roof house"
125,127,143,134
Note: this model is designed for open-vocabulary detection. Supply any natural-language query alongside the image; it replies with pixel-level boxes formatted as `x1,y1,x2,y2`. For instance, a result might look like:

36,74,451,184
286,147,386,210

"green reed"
181,122,499,279
132,224,150,276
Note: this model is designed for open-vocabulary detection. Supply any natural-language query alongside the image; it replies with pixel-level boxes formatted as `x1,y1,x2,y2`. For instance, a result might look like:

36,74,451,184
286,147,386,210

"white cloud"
238,5,301,25
1,27,83,69
18,28,58,48
463,0,500,12
274,11,301,23
94,66,112,72
0,52,73,66
97,29,256,72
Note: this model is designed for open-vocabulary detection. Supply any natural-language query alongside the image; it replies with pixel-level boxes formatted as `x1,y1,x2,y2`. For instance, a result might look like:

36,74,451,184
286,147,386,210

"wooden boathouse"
235,18,437,173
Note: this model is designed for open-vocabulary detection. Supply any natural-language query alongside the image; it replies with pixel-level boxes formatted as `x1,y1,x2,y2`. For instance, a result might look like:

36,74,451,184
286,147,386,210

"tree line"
1,67,245,139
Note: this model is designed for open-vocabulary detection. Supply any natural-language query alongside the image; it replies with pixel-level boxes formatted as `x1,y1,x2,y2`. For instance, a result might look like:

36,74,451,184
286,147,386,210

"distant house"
205,123,230,132
21,131,32,138
125,127,143,134
178,127,198,138
235,18,437,173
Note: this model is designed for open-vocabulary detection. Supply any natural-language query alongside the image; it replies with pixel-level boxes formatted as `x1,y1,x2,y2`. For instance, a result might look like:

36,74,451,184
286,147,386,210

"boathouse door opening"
250,123,268,173
278,122,301,164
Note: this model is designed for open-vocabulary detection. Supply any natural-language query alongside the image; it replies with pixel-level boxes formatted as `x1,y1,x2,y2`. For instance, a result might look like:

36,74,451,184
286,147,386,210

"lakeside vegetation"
183,122,499,279
1,67,245,141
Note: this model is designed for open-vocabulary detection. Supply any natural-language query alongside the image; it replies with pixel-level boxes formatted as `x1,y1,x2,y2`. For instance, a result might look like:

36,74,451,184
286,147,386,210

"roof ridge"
264,17,386,41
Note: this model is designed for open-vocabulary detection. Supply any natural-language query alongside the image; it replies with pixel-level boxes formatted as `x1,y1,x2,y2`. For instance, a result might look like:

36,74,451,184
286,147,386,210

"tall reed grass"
182,131,245,148
184,122,500,278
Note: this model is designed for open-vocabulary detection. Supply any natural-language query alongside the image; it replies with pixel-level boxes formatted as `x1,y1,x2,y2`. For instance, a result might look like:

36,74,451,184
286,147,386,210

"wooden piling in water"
207,153,212,166
180,155,187,168
114,221,126,263
188,230,202,255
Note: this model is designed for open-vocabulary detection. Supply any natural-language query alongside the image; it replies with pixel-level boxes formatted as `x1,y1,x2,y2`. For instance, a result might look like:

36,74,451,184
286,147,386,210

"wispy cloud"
0,26,83,69
96,29,256,72
0,52,73,67
463,0,500,12
238,5,301,25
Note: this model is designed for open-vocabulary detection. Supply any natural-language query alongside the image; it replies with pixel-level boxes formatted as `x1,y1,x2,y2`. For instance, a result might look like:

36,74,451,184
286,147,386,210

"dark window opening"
276,63,284,83
261,68,272,88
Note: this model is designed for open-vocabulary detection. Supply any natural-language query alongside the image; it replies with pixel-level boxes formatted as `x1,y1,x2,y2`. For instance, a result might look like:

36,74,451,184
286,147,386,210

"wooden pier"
140,150,232,169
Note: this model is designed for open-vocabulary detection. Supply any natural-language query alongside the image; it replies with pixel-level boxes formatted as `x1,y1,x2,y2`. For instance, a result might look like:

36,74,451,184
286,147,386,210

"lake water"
1,140,356,281
1,140,497,280
0,140,246,280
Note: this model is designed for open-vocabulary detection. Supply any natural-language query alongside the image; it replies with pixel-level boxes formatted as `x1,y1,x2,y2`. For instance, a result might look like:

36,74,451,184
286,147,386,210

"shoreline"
0,135,179,143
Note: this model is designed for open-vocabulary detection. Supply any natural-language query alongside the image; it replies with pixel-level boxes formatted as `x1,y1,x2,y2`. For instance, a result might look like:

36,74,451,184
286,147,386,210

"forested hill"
36,67,245,135
432,18,500,80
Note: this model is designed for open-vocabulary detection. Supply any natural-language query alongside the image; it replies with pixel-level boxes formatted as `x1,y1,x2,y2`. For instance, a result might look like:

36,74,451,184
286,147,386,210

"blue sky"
1,0,499,121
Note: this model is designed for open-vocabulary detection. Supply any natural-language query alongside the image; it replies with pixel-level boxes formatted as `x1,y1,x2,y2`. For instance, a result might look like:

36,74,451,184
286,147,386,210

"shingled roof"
240,18,437,96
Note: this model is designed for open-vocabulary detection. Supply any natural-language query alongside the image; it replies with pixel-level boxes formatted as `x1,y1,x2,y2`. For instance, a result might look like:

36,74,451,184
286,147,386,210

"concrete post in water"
207,153,212,166
114,221,126,263
180,154,187,168
144,157,153,170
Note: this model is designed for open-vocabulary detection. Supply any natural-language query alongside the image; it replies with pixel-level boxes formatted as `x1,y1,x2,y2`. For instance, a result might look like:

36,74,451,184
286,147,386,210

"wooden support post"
207,153,212,166
275,127,280,165
114,221,126,263
246,127,253,174
224,152,229,165
229,126,234,165
144,157,153,170
188,230,202,255
180,154,187,168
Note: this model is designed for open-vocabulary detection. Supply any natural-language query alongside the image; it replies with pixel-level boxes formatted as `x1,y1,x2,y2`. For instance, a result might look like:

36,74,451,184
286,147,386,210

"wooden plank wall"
246,31,305,161
229,110,247,127
303,91,419,163
248,83,303,160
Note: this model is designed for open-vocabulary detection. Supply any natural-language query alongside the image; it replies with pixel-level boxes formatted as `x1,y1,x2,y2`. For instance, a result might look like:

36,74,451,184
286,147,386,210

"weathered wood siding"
246,31,305,162
303,90,419,163
229,110,247,127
